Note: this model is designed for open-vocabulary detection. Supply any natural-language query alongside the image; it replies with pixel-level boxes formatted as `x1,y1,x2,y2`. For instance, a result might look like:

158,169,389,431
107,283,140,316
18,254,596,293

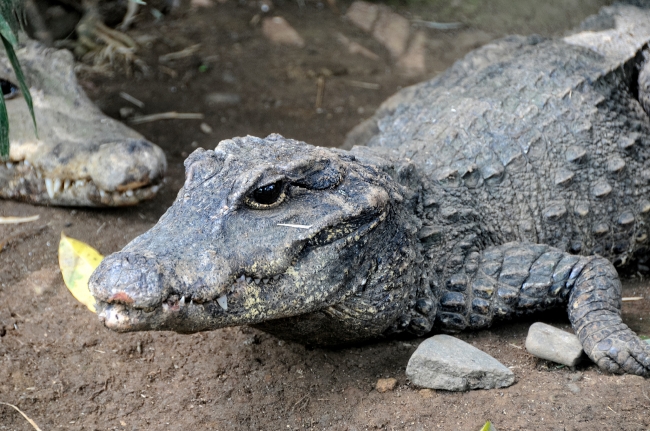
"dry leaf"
58,232,103,313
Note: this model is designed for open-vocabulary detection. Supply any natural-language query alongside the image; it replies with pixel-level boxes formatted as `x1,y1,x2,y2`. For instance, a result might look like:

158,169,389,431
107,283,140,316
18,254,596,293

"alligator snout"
89,252,166,311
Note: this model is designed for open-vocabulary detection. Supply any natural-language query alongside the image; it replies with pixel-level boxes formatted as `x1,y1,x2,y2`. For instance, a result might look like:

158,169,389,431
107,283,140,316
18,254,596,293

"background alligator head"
90,134,432,345
0,39,166,206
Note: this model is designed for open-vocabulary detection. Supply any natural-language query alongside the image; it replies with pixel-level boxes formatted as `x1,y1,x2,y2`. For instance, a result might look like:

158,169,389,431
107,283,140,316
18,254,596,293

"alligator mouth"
1,158,162,206
97,210,387,331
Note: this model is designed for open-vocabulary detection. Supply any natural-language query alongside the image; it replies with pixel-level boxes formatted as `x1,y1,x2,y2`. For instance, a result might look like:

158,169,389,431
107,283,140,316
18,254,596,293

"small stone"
205,92,241,106
372,8,410,58
406,334,515,391
262,17,305,47
345,1,379,32
525,322,584,366
396,31,427,77
200,123,213,134
418,388,435,398
375,377,397,393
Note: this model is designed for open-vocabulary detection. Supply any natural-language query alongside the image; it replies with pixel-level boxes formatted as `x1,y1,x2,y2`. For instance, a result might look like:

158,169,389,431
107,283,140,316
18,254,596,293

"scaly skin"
0,39,166,206
91,4,650,375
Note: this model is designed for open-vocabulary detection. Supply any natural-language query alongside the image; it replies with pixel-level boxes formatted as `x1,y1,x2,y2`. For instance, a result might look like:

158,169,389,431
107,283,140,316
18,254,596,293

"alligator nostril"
89,252,166,310
108,292,135,304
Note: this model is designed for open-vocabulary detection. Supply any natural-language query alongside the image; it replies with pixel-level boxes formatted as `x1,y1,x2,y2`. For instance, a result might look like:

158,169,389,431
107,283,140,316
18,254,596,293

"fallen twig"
622,296,644,301
347,80,380,90
159,44,201,62
412,19,463,30
315,76,326,110
119,91,145,108
0,402,43,431
0,215,39,224
130,112,204,124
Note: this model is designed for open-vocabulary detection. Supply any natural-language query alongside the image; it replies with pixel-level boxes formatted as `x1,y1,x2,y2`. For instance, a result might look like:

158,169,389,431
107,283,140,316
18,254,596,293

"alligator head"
0,39,166,206
90,134,431,345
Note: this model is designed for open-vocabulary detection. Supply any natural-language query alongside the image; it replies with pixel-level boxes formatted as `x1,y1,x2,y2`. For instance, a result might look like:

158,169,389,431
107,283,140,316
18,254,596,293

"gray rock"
406,335,515,391
525,322,584,366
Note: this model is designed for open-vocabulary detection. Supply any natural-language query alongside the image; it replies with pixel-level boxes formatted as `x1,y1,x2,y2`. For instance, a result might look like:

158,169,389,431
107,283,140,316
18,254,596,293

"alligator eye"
245,180,286,209
0,79,18,100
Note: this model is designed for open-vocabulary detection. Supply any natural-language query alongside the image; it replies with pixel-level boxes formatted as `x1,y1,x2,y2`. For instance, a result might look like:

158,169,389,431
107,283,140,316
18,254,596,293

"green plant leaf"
1,34,37,138
0,13,17,46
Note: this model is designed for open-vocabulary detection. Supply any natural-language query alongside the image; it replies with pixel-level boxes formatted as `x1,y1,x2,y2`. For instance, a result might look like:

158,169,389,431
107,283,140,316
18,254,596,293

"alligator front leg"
436,242,650,376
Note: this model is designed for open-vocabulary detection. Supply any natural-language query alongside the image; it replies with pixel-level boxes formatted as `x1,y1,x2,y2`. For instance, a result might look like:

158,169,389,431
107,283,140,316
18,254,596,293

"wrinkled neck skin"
90,135,438,346
258,146,434,345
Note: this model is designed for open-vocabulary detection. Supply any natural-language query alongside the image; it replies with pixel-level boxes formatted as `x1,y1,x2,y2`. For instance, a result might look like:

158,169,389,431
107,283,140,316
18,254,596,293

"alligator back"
349,7,650,267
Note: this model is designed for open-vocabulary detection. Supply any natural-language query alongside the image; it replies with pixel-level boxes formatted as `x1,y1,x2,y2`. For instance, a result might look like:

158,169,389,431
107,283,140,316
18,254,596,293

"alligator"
91,4,650,376
0,39,166,206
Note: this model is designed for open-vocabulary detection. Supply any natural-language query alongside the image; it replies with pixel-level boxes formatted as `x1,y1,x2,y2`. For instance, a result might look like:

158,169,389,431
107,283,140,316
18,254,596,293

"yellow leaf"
480,421,497,431
58,232,103,313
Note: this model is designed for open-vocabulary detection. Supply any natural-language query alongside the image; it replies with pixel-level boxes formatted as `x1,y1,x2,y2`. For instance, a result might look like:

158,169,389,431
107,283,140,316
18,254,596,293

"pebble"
396,30,427,76
375,378,397,393
200,123,213,134
372,7,410,58
406,335,515,391
345,1,427,75
262,17,305,48
525,322,584,367
345,1,379,32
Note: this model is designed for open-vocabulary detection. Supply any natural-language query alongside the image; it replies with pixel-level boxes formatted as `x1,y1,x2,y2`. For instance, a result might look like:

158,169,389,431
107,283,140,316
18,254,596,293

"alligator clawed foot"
589,331,650,376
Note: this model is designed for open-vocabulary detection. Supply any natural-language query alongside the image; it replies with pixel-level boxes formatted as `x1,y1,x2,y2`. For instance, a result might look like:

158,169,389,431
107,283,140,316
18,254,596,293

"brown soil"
3,1,650,430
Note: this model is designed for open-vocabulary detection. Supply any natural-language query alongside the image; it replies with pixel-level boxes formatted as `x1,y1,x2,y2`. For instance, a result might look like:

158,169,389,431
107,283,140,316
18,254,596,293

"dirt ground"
3,0,650,429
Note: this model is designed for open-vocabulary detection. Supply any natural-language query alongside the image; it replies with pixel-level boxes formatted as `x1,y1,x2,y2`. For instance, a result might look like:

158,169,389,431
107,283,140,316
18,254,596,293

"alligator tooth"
5,162,12,168
237,274,246,283
24,160,30,166
189,299,193,306
163,303,169,312
180,296,186,306
245,277,252,284
217,294,228,311
254,278,261,285
53,178,62,194
125,189,134,197
99,190,107,198
273,275,280,281
151,185,160,193
36,170,42,179
262,278,269,284
75,180,86,188
45,178,55,199
63,179,71,191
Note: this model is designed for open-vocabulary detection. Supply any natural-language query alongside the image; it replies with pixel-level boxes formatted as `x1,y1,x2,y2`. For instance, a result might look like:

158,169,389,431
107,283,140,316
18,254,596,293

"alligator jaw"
0,159,163,206
0,39,167,206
